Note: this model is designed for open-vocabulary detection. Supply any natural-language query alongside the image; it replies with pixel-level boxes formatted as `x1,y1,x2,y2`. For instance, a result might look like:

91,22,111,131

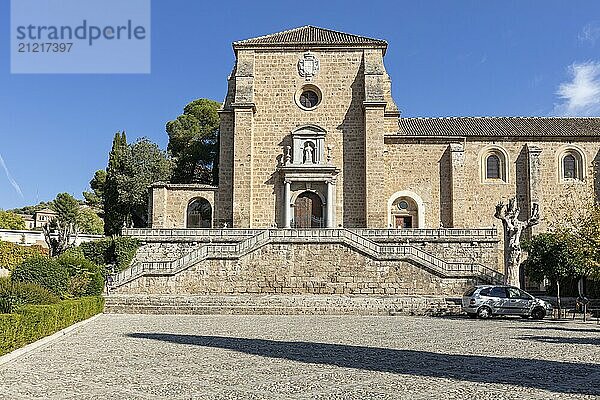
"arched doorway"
387,191,425,228
186,197,212,228
293,191,323,228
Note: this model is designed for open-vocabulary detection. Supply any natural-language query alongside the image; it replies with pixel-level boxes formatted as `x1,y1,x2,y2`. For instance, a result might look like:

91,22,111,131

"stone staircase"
103,294,464,316
110,228,503,289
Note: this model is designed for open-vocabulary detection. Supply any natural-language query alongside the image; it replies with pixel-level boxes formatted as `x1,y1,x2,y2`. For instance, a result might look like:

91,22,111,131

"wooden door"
294,192,323,228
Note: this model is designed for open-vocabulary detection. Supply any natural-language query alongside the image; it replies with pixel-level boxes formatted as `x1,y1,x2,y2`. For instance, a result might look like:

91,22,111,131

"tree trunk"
556,279,561,320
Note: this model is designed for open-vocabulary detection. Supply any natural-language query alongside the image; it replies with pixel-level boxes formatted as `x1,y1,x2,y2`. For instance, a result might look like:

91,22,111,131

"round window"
300,90,319,108
398,200,409,210
295,85,322,110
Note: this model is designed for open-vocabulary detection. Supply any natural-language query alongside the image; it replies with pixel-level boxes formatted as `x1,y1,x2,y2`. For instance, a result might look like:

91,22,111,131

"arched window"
486,154,501,179
563,154,577,179
558,148,585,182
186,198,212,228
480,146,508,183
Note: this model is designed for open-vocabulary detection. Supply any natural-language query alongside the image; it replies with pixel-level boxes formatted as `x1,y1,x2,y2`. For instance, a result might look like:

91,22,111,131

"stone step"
103,294,463,316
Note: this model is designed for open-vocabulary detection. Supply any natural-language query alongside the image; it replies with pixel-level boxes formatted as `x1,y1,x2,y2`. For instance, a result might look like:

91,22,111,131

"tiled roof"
397,117,600,137
233,26,387,49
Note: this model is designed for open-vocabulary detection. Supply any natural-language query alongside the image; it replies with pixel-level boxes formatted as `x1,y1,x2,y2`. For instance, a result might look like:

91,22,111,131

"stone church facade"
111,26,600,301
151,26,600,233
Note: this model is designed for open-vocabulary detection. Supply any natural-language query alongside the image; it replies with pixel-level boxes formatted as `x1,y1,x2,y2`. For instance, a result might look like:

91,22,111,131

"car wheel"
477,306,492,319
531,307,546,320
467,313,477,319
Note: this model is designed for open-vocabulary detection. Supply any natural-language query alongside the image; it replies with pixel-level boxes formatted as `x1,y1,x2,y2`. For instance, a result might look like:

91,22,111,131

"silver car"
462,285,553,319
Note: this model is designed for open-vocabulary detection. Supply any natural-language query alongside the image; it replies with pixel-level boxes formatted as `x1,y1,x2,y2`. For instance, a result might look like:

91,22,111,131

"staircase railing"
111,228,503,287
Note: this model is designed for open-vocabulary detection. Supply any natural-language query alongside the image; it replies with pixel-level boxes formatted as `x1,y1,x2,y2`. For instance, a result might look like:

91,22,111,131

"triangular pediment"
233,26,387,51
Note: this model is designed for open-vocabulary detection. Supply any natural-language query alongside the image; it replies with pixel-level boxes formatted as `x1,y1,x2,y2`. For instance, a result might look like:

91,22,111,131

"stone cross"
494,197,540,287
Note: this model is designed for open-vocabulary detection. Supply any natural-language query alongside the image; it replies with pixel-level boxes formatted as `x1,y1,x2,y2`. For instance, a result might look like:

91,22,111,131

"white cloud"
0,153,24,199
553,61,600,116
579,22,600,45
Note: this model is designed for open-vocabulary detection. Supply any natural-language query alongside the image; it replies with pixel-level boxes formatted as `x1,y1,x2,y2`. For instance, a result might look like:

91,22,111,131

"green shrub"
0,241,48,272
113,237,139,271
0,296,104,356
11,257,69,298
0,277,59,313
79,237,139,272
56,252,104,297
80,239,111,266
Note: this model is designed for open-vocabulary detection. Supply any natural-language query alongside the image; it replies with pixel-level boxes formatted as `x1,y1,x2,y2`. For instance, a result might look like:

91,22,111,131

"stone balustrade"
112,228,503,289
122,227,498,242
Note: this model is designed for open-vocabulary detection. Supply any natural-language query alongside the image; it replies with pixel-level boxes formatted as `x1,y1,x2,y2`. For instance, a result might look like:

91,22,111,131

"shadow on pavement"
129,333,600,396
518,335,600,346
514,326,600,334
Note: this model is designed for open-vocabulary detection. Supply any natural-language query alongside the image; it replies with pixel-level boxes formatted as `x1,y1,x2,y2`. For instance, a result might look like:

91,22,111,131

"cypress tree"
104,131,128,236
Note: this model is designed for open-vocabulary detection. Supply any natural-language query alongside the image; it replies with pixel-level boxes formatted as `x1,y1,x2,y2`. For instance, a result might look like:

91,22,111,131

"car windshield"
464,287,477,296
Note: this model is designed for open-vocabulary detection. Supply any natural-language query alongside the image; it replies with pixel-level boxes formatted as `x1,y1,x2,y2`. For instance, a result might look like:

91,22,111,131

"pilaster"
232,50,255,228
448,143,465,227
526,145,543,235
363,49,387,228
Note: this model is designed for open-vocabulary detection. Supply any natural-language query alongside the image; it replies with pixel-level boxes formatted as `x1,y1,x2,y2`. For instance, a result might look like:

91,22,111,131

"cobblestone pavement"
1,314,599,399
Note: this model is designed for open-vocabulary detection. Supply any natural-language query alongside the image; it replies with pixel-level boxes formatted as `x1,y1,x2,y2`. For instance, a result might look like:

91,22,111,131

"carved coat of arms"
298,52,320,79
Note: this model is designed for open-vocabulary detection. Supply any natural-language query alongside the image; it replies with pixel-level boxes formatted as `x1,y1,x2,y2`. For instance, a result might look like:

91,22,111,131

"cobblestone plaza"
2,314,599,399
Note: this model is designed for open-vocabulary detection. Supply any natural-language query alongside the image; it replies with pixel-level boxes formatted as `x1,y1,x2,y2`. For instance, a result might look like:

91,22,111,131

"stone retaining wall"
115,242,483,296
104,294,462,316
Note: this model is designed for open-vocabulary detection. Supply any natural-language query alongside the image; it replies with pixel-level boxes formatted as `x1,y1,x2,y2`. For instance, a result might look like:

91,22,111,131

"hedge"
0,296,104,356
0,241,48,272
80,237,139,272
0,277,59,313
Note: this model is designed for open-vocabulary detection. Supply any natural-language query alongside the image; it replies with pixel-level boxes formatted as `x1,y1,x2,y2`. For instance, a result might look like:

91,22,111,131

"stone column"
326,180,334,228
283,180,291,228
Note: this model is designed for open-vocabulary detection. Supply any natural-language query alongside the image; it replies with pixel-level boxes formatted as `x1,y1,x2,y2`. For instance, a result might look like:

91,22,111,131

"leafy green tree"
83,170,106,209
103,133,173,234
569,204,600,280
166,98,220,184
104,132,128,236
8,201,54,216
0,210,25,230
54,193,79,225
120,138,173,227
76,208,104,235
523,232,585,315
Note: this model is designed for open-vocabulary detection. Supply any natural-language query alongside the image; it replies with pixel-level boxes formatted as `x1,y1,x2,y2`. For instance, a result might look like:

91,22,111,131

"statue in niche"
303,143,314,164
494,197,540,287
283,146,291,166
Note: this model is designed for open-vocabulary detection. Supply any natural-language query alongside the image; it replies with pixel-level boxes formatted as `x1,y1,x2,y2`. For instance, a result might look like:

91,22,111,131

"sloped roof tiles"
397,117,600,137
233,25,387,49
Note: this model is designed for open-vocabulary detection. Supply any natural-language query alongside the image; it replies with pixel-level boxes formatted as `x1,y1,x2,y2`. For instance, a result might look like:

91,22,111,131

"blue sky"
1,0,600,210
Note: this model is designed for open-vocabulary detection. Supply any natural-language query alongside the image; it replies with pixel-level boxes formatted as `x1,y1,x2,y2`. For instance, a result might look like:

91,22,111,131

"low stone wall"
104,294,463,316
115,242,480,296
